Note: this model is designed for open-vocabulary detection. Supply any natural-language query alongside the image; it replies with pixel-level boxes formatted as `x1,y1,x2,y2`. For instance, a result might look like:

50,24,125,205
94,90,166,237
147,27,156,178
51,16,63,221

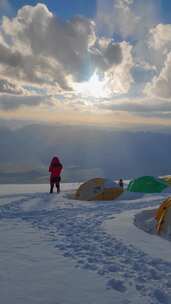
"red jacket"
49,157,63,178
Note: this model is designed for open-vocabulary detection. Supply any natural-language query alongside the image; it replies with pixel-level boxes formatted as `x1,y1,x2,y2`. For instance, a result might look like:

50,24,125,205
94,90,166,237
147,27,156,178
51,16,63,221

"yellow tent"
155,197,171,234
160,176,171,186
75,178,123,201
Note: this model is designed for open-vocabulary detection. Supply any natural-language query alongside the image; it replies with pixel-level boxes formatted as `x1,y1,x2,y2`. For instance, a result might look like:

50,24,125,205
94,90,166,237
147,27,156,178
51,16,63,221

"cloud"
0,3,134,98
0,42,23,67
96,0,139,38
103,41,134,95
91,39,123,71
100,97,171,120
2,1,169,117
0,94,47,110
95,0,163,97
144,52,171,99
0,78,24,94
96,0,159,39
0,38,70,91
1,4,96,84
149,24,171,50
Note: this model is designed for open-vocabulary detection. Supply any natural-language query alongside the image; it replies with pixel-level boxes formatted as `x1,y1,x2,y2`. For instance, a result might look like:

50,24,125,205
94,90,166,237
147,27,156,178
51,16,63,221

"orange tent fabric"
155,197,171,233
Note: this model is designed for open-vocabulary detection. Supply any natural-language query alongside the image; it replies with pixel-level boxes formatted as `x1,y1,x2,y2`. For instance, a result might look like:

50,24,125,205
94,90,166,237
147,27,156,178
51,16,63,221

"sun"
73,72,111,99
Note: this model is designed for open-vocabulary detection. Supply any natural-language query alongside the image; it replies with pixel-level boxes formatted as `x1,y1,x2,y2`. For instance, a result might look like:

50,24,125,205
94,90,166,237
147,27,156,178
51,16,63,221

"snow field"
0,184,171,304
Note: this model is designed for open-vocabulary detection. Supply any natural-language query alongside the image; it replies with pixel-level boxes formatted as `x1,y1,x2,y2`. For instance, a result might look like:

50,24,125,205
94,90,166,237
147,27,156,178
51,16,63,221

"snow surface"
0,184,171,304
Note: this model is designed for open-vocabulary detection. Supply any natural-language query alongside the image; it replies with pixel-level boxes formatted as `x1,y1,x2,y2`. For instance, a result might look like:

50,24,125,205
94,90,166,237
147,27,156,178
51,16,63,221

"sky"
0,0,171,130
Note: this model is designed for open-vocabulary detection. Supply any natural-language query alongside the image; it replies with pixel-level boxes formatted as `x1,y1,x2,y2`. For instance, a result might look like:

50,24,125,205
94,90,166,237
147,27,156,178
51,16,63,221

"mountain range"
0,124,170,183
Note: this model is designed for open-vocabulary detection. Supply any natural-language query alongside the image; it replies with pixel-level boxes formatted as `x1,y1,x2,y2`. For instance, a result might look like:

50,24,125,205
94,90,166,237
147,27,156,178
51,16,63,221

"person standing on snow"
49,156,63,193
119,178,124,189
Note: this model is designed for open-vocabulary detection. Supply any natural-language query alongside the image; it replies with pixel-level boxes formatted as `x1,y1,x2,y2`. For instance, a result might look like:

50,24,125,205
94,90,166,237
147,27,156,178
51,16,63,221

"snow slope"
0,184,171,304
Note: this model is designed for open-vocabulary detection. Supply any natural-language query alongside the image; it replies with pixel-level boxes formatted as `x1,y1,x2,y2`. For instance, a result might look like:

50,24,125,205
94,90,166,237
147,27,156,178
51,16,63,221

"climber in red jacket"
49,156,63,193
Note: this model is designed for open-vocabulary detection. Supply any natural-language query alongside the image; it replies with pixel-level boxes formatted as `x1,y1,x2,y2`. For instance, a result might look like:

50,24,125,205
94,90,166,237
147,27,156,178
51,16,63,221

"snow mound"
134,208,171,241
119,191,145,200
134,209,157,235
162,187,171,193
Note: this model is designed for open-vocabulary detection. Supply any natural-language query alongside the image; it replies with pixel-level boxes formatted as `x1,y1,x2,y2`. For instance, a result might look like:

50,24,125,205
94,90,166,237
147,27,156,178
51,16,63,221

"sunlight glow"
73,72,112,99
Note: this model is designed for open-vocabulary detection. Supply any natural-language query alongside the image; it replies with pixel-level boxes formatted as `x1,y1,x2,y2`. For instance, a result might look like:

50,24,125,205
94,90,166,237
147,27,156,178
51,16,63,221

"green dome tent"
127,176,168,193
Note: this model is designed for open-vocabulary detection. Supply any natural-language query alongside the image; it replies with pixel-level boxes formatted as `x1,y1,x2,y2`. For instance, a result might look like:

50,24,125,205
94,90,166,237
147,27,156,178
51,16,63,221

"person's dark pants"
50,176,61,193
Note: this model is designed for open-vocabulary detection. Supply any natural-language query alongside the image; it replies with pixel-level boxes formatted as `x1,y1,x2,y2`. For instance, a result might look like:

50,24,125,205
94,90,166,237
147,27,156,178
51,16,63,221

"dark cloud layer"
0,94,46,110
102,98,171,120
